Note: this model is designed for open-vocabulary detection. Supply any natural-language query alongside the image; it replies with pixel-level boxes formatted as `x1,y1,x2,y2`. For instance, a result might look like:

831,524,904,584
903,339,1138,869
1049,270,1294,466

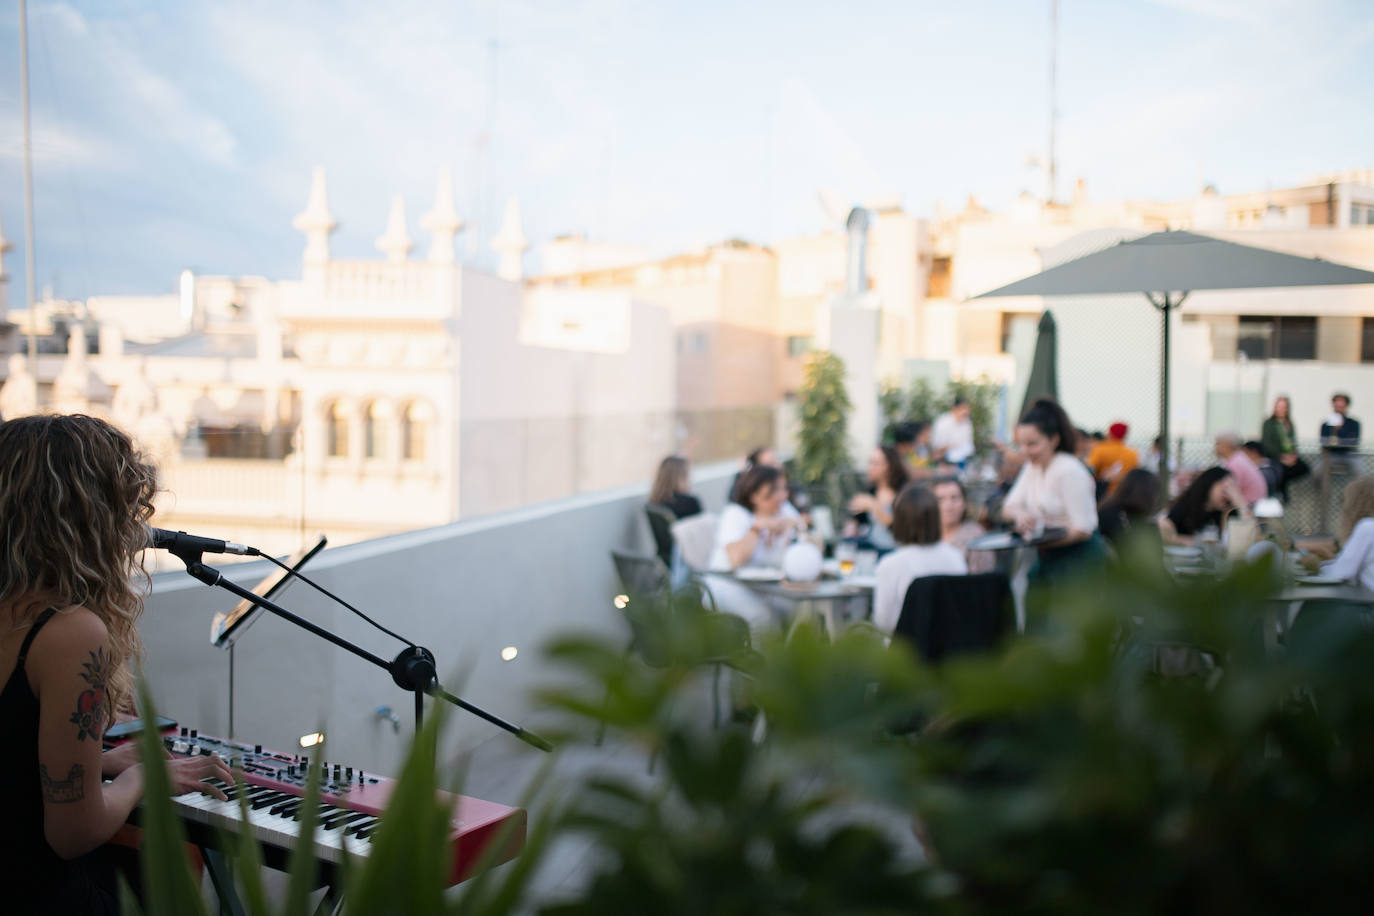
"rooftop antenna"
19,0,38,365
1047,0,1059,204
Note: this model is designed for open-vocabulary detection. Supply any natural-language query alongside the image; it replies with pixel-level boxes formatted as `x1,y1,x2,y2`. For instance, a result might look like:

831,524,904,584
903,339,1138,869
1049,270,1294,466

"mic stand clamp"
171,551,551,752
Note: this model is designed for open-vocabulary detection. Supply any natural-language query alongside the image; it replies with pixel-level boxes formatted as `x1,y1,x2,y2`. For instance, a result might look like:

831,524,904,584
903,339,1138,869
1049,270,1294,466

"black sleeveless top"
1,608,120,915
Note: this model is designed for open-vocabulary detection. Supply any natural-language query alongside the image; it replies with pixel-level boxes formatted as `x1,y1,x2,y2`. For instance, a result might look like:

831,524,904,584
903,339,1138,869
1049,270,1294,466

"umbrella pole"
1160,293,1170,505
1148,291,1189,507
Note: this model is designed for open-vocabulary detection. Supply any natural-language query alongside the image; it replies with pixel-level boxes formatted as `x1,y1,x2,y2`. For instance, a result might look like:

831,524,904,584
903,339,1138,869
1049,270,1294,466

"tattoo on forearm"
40,763,85,803
70,647,109,741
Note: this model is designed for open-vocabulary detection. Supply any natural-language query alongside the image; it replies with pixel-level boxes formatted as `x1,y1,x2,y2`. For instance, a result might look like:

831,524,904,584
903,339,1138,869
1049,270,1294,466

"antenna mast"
19,0,38,364
1047,0,1059,204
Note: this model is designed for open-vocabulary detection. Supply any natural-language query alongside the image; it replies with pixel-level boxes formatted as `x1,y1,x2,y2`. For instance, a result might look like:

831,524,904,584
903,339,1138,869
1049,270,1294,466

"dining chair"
892,573,1015,665
670,512,718,572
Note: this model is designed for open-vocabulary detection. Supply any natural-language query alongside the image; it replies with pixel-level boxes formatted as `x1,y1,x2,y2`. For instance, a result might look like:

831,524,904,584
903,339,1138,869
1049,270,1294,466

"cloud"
25,3,239,170
0,118,118,170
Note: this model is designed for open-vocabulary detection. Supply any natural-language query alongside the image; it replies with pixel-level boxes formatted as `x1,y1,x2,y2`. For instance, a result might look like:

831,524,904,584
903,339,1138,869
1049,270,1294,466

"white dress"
706,503,791,629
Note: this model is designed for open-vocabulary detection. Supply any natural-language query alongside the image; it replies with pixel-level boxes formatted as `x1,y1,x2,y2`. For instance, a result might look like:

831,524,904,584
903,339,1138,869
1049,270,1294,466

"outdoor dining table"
726,569,875,634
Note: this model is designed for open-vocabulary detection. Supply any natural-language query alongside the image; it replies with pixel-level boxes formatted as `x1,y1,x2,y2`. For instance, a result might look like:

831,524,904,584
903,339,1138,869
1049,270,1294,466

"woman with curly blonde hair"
0,415,231,914
1307,476,1374,591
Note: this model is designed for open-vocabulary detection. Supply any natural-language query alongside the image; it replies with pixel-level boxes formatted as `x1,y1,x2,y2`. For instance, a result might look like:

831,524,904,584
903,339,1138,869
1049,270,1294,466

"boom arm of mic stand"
175,555,553,752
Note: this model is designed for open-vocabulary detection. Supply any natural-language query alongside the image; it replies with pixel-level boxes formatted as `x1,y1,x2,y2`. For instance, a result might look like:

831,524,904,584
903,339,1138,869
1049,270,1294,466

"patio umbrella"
972,229,1374,498
1019,310,1059,419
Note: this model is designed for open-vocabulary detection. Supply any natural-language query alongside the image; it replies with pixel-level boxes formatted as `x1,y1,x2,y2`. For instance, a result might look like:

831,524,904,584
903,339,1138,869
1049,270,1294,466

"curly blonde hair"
1339,476,1374,546
0,414,156,725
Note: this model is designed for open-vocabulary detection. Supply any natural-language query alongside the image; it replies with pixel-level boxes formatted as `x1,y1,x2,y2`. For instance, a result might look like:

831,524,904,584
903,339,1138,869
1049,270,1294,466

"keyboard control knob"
190,729,198,739
254,744,263,755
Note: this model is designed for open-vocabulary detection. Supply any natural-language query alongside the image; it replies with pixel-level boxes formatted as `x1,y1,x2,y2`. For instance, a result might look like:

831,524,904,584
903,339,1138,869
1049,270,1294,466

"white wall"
139,462,738,801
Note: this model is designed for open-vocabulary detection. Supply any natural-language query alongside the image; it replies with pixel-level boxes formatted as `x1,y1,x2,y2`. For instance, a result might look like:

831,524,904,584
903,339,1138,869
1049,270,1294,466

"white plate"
846,574,877,589
735,567,784,582
1296,575,1344,586
1164,545,1203,558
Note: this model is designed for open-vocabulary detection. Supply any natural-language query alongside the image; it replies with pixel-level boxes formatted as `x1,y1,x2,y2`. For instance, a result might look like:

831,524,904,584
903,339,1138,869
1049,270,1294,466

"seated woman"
1002,399,1106,583
932,476,992,573
1,414,234,915
1308,476,1374,591
872,484,968,634
708,464,805,628
1097,468,1162,555
846,445,909,552
648,455,702,520
1158,466,1249,545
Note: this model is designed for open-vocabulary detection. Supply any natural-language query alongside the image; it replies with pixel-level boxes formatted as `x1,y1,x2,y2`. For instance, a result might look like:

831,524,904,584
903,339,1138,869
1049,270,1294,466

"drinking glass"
835,541,857,577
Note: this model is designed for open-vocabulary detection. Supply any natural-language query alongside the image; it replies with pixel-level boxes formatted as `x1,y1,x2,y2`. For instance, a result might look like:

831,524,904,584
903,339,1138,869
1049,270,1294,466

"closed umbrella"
1019,310,1059,419
973,229,1374,497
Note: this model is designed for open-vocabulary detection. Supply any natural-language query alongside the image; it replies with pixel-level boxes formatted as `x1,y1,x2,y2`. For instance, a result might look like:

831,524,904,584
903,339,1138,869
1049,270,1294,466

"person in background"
1302,477,1374,591
1,415,234,914
1086,422,1139,497
648,455,702,520
1242,441,1283,499
976,441,1024,530
1074,428,1096,465
729,445,781,502
1320,392,1362,476
1142,435,1174,476
1097,468,1161,553
1215,432,1267,506
932,476,992,573
931,398,975,467
1158,466,1249,545
892,421,933,475
847,445,909,552
872,483,967,635
1003,399,1106,582
708,464,805,628
1260,394,1308,500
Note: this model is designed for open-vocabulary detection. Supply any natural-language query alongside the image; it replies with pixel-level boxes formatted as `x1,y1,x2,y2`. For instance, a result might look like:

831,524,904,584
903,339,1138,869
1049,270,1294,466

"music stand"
210,535,327,738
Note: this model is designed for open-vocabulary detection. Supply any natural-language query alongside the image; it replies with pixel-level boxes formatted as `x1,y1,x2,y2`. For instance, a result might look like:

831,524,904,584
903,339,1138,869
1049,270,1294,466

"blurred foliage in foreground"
124,551,1374,913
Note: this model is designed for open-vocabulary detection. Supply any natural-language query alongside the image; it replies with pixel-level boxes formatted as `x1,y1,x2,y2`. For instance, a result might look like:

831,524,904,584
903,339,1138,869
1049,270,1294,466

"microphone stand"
169,546,552,753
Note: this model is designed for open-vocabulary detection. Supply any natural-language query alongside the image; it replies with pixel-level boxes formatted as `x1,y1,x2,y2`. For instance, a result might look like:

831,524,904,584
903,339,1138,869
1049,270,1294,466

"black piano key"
251,791,292,810
292,802,336,823
271,799,303,817
344,816,379,836
322,810,371,831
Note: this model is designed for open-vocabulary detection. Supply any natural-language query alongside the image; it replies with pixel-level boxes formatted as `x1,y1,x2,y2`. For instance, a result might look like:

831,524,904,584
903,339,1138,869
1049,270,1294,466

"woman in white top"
873,483,968,635
1002,398,1107,585
708,464,805,628
1306,476,1374,593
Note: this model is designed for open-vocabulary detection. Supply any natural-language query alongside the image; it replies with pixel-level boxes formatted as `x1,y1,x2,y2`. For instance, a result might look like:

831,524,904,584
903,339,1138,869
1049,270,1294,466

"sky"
0,0,1372,300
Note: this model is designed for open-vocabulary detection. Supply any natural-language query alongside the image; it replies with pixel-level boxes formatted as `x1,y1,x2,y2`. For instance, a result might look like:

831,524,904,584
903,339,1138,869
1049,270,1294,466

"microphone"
147,527,259,557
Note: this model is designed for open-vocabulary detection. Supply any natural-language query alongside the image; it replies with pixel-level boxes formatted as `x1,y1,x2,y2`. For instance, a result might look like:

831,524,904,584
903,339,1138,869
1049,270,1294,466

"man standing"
931,398,975,467
1320,392,1362,475
1086,422,1138,497
1215,432,1267,506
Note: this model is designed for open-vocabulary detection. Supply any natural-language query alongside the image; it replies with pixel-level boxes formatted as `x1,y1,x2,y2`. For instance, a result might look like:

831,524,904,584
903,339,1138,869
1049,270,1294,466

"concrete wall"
139,461,738,799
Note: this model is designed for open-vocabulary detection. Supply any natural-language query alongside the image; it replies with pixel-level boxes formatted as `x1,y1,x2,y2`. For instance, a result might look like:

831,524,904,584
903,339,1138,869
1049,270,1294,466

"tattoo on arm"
40,763,86,803
70,647,109,742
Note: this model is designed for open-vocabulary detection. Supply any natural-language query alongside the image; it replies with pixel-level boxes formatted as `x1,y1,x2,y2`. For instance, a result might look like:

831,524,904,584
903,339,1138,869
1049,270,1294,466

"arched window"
363,400,391,460
326,400,350,458
401,400,430,462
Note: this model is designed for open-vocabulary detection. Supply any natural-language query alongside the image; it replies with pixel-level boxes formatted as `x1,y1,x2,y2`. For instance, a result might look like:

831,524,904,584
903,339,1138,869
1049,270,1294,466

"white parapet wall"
139,461,737,788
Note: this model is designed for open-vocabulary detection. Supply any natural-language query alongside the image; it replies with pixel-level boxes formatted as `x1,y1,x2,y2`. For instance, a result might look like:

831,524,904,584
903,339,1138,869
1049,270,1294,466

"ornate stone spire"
420,168,464,264
292,167,337,265
491,196,527,282
375,195,413,263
